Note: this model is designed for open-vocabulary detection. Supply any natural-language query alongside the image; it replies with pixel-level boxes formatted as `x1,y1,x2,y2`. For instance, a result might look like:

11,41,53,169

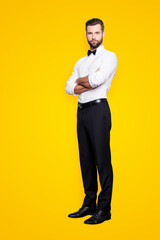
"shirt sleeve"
88,52,117,88
65,62,79,96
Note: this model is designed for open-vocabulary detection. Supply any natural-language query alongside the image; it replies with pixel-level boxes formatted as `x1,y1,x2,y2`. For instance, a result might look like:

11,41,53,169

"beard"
87,37,103,49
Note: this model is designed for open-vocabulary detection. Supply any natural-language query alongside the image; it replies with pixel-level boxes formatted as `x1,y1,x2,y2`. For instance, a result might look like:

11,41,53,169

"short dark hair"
85,18,104,32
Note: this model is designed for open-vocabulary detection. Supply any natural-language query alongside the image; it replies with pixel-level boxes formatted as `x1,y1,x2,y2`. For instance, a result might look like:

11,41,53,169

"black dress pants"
77,98,113,213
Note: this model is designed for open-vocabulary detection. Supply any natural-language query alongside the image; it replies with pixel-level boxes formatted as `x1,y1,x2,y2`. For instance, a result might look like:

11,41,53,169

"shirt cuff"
72,82,78,96
88,72,98,88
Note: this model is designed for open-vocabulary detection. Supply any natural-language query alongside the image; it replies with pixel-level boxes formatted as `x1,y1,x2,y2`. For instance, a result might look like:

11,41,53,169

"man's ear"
103,31,105,38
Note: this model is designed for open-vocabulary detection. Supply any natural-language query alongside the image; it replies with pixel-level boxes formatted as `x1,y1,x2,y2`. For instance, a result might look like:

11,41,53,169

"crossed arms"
74,67,100,94
65,52,117,96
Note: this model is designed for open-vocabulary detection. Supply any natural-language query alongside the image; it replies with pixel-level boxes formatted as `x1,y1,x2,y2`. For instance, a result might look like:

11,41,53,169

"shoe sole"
68,211,97,218
84,216,111,224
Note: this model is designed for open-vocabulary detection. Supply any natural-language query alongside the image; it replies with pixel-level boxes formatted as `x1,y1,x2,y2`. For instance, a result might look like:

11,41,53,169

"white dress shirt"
65,44,117,103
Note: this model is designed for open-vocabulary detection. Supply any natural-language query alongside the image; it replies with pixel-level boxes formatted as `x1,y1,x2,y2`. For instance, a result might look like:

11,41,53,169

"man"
66,18,117,224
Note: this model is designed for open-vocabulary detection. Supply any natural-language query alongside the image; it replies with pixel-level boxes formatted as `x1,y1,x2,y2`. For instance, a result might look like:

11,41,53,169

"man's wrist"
74,84,91,94
76,76,92,88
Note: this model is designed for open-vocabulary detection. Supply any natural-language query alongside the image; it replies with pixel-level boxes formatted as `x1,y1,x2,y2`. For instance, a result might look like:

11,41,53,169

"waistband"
78,98,107,109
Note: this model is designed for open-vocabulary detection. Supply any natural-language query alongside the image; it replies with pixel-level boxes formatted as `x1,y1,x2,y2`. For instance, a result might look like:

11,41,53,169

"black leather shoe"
68,206,97,218
84,210,111,224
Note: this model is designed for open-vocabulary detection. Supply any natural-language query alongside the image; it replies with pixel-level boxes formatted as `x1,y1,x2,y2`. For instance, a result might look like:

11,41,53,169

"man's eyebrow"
87,31,100,33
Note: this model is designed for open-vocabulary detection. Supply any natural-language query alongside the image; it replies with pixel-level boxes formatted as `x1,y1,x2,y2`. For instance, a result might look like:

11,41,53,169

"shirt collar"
96,44,104,55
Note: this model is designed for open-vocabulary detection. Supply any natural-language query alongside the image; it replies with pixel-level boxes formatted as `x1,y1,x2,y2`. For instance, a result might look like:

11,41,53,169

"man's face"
86,24,105,50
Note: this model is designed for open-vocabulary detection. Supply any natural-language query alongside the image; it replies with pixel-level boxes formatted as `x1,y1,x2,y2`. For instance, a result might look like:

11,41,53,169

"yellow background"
0,0,160,239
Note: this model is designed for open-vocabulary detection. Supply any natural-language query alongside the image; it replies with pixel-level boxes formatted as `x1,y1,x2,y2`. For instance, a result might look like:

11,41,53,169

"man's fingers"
96,67,100,72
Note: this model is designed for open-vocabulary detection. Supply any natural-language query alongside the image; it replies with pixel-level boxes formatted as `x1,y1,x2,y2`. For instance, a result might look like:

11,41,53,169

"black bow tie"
87,49,97,56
